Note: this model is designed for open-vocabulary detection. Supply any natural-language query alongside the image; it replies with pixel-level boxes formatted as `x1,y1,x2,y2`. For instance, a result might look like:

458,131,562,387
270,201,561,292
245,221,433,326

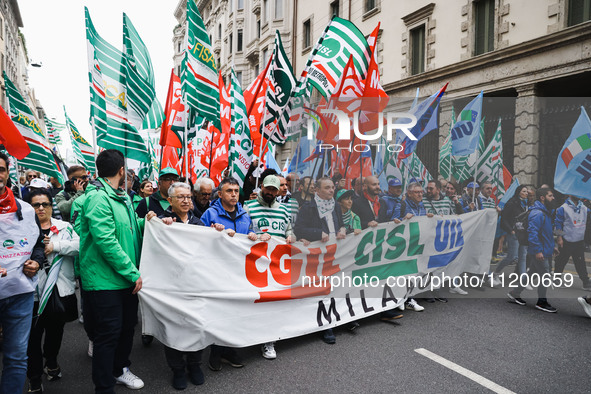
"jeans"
554,240,589,286
164,346,203,372
84,288,138,394
27,301,66,381
513,255,551,300
494,233,528,275
0,292,34,394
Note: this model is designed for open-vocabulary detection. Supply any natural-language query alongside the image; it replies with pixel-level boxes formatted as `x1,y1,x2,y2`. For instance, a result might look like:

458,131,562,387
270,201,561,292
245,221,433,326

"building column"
513,84,540,186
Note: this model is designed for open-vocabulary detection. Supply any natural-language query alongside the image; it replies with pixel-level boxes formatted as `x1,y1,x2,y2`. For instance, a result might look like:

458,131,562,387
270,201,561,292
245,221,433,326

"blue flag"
451,91,483,156
265,150,282,173
498,178,520,210
287,137,311,175
554,107,591,200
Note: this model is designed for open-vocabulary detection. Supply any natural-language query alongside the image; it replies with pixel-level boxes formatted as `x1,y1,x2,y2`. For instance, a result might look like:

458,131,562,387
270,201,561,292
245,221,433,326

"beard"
543,199,555,210
118,177,125,188
262,193,275,204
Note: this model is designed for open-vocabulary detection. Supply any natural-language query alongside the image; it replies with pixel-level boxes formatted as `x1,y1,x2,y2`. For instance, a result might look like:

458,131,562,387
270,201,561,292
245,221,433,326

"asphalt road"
5,263,591,394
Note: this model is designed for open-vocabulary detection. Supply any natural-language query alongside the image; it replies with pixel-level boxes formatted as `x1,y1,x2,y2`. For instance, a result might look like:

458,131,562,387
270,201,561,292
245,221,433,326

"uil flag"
451,91,483,156
554,106,591,199
161,70,185,148
229,69,253,187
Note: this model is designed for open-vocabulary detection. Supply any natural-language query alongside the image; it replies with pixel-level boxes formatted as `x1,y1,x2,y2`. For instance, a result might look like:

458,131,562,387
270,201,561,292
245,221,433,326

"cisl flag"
160,70,185,148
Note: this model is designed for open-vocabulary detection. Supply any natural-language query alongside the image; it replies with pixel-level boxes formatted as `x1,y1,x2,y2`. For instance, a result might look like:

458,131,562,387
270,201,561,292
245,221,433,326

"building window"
236,71,243,85
474,0,495,55
263,0,269,23
255,64,260,77
0,18,3,40
275,0,283,19
262,48,269,65
257,20,261,38
177,41,182,54
229,0,233,13
229,33,233,52
330,1,340,18
209,34,213,44
365,0,376,13
237,0,244,10
568,0,591,26
410,25,425,75
303,19,312,49
237,29,243,51
218,24,222,39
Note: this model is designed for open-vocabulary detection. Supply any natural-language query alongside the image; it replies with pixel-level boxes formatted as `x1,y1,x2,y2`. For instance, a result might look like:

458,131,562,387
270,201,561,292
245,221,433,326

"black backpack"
513,210,531,245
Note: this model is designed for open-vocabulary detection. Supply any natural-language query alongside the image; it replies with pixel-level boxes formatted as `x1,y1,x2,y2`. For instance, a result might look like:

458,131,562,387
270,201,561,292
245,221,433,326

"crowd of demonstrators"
4,146,591,393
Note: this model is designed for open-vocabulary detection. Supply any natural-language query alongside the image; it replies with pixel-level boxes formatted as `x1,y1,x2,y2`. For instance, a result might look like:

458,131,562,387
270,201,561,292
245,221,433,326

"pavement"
4,260,591,393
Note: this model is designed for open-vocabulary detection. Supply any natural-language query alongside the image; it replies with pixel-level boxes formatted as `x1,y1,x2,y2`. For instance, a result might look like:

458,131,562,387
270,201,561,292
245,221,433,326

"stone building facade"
174,0,591,186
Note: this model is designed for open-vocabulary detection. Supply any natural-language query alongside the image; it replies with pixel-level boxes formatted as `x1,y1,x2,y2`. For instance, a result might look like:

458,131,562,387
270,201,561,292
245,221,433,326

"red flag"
503,165,513,191
210,73,231,185
244,62,272,160
160,70,185,148
161,145,182,174
0,105,30,159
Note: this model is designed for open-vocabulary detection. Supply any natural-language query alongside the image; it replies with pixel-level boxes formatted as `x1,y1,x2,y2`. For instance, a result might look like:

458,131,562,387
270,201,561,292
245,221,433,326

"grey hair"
407,182,423,191
194,177,215,192
168,182,192,197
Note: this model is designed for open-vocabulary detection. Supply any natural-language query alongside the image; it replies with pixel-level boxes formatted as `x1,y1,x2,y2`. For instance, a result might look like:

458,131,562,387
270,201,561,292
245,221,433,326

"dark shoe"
44,363,62,381
172,370,187,390
27,379,43,393
424,297,436,303
536,301,557,313
507,292,526,306
347,321,360,332
380,310,403,322
434,296,448,303
221,352,244,368
142,335,153,346
321,329,336,344
188,366,205,385
208,355,222,371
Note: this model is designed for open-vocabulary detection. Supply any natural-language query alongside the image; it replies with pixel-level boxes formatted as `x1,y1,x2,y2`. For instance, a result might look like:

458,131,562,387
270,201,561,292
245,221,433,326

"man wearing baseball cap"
381,178,403,222
243,175,294,361
135,167,179,219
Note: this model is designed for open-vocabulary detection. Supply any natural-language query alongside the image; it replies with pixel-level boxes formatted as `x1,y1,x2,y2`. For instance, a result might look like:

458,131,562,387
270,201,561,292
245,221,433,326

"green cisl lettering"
407,222,424,256
385,225,406,260
372,229,387,263
354,231,374,266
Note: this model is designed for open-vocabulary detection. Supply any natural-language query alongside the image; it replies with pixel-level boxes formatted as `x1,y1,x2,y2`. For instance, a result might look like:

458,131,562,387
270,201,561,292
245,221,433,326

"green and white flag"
299,17,371,98
64,106,95,173
477,118,504,196
229,69,253,187
85,7,150,163
409,152,433,184
44,115,65,145
141,98,165,130
439,107,455,180
452,118,485,183
264,30,296,145
3,72,64,183
123,13,158,129
182,0,220,129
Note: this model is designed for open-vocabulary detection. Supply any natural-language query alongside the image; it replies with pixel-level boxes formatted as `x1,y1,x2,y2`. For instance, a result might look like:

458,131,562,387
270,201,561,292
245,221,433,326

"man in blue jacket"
200,177,257,371
508,187,558,312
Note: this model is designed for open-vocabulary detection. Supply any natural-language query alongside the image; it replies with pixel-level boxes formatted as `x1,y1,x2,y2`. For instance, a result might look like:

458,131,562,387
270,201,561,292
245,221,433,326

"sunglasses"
32,202,52,209
28,175,38,179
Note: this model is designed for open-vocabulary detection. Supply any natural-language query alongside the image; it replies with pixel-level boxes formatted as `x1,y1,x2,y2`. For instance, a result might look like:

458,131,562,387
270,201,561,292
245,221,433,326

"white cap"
28,178,51,189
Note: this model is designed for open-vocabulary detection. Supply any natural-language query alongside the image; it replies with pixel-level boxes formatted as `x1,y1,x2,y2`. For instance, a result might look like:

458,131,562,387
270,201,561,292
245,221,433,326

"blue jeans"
494,233,528,275
0,292,34,394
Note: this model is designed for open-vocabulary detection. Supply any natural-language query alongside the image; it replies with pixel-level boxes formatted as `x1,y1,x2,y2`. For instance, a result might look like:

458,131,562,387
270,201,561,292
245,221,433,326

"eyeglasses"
172,195,192,201
32,202,51,209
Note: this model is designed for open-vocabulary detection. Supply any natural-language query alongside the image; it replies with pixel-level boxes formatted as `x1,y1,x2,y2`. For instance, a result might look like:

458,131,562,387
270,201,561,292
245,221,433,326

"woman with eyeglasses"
25,188,80,393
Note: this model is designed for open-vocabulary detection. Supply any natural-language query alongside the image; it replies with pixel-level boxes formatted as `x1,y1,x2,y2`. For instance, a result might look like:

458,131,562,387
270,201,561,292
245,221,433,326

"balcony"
213,39,221,55
245,38,260,62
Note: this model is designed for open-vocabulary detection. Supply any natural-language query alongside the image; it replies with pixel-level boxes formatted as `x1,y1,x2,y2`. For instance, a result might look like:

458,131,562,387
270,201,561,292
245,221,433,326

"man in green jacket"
79,149,154,393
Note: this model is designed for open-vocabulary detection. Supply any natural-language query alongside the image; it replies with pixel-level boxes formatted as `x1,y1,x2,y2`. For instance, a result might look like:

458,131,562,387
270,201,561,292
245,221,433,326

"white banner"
138,210,496,351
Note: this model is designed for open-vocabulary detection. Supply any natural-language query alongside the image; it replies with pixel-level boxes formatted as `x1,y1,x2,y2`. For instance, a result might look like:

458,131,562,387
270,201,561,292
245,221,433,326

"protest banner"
139,209,497,351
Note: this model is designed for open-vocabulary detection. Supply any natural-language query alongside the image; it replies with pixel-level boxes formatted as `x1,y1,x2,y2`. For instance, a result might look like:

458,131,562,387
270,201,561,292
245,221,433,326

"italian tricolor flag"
561,133,591,167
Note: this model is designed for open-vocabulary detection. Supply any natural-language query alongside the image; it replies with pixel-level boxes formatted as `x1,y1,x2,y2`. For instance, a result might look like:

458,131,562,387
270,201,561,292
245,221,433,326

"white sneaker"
262,342,276,360
87,341,93,358
115,367,144,389
450,286,468,295
78,313,84,324
578,297,591,318
405,298,425,312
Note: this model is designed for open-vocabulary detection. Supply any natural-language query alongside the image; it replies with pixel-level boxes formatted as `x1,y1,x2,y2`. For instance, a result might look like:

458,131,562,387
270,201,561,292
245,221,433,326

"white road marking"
415,348,516,394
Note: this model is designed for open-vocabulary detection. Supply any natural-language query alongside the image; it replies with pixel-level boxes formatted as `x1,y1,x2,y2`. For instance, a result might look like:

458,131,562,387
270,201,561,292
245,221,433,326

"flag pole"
15,160,22,199
183,109,189,179
472,155,478,205
207,121,214,176
255,105,270,190
448,153,453,182
91,117,98,177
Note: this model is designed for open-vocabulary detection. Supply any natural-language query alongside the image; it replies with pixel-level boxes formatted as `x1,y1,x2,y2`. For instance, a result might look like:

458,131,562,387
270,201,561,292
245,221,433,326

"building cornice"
10,0,23,27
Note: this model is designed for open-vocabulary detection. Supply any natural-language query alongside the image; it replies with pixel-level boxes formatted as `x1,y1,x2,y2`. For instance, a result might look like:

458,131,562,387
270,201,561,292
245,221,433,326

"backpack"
513,210,531,245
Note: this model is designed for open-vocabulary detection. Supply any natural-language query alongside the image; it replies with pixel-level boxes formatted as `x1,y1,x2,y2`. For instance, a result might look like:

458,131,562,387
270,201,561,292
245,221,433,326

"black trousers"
80,287,95,341
554,240,589,286
84,288,138,394
164,346,203,372
27,302,66,381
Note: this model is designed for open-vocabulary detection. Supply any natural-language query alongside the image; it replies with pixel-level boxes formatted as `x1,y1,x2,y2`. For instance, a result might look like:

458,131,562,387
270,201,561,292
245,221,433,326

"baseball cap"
28,178,51,189
262,175,281,190
388,178,402,187
159,167,179,179
336,189,355,202
467,182,480,189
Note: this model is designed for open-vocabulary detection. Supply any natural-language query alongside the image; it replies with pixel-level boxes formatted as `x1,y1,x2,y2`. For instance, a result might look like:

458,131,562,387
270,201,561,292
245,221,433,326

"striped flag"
64,107,95,173
3,72,64,183
142,98,165,130
44,115,65,145
85,7,150,163
229,69,253,187
263,30,296,145
477,118,504,197
452,118,485,183
182,0,220,129
409,152,433,184
555,106,591,199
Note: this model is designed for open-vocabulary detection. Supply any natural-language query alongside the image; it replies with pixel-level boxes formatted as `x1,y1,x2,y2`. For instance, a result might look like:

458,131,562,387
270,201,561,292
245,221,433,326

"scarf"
566,197,582,214
0,187,18,214
364,191,381,217
342,209,353,229
314,193,335,220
